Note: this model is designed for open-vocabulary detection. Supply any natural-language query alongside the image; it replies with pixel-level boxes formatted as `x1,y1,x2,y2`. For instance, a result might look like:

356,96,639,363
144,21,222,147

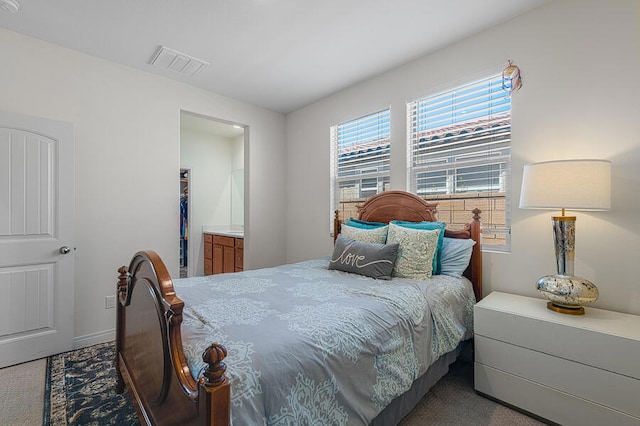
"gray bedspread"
173,258,475,425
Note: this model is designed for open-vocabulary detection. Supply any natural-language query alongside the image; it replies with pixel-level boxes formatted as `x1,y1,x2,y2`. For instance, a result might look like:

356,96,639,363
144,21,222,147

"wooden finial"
117,266,129,304
201,343,228,387
334,210,341,242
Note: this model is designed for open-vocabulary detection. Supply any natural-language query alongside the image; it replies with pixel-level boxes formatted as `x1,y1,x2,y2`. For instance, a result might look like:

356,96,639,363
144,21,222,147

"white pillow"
340,223,388,244
386,222,439,280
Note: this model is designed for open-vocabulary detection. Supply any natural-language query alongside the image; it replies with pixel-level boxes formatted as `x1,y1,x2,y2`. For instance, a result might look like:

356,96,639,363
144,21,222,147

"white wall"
231,134,245,227
0,28,287,344
285,0,640,315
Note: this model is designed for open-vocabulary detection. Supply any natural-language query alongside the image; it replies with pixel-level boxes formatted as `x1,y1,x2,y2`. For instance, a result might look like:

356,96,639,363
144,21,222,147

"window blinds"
332,109,391,200
408,74,511,251
330,109,391,227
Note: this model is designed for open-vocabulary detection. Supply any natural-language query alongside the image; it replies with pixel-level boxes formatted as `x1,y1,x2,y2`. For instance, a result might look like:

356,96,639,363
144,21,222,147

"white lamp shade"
519,159,611,211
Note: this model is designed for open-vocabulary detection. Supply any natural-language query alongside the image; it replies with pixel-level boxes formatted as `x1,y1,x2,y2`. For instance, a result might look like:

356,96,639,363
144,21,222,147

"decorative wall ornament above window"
502,60,522,95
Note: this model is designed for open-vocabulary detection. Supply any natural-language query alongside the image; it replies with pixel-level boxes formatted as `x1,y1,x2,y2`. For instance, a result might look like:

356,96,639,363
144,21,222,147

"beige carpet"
0,357,46,426
400,360,545,426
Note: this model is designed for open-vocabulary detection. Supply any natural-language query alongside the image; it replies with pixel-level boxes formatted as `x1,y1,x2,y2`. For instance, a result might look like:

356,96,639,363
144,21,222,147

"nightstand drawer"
475,335,640,418
475,292,640,379
475,363,640,426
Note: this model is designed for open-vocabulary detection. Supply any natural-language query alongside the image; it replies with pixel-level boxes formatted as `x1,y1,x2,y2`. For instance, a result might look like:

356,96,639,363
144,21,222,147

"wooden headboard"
333,190,483,301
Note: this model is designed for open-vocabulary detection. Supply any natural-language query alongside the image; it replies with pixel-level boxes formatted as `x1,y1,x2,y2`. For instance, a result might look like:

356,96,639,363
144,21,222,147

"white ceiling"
0,0,550,113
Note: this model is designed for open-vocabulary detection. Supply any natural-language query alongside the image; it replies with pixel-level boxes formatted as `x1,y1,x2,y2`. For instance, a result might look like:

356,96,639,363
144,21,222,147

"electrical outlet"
105,295,116,309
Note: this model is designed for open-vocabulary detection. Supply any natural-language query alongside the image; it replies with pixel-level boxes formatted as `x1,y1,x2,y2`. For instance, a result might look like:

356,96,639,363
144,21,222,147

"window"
408,73,511,251
331,109,391,229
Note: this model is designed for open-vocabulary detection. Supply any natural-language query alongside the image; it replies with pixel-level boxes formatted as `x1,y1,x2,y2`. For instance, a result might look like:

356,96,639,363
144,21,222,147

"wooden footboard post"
115,265,128,394
198,343,231,426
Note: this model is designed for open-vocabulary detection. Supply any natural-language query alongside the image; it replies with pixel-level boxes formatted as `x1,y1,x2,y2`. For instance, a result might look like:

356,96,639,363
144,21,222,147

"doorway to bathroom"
179,111,246,277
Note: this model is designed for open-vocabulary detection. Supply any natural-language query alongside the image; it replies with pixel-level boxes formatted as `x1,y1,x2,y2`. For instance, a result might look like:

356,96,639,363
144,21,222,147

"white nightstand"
474,292,640,426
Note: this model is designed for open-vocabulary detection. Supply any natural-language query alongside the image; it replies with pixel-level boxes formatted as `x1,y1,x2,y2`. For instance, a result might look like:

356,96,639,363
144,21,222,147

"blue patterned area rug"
43,341,139,425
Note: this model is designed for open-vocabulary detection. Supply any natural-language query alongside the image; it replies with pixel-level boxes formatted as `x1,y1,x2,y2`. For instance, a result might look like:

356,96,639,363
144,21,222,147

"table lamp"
519,159,611,315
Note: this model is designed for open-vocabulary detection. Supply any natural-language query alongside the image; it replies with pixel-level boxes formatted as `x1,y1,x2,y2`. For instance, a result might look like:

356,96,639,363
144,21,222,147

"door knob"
59,246,71,254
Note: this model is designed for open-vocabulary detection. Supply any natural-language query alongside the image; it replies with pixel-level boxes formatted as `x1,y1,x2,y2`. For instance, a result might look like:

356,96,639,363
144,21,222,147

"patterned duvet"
173,258,475,425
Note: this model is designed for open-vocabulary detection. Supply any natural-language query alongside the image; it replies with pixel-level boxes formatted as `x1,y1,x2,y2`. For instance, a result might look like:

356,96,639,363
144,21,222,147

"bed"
115,190,482,425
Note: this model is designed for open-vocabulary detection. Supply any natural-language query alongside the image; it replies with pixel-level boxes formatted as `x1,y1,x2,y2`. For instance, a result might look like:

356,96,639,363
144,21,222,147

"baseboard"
73,329,115,349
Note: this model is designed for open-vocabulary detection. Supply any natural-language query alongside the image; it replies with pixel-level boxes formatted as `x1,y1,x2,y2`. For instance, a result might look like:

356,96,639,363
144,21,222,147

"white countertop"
202,226,244,238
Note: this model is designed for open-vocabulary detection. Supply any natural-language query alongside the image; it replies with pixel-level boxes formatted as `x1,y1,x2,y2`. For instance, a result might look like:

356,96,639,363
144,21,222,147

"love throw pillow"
328,234,399,280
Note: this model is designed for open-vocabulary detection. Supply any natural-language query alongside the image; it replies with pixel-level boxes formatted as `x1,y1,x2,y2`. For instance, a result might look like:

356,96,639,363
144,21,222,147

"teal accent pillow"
328,235,399,280
441,237,476,278
390,220,446,275
340,223,388,244
344,218,388,229
386,223,440,280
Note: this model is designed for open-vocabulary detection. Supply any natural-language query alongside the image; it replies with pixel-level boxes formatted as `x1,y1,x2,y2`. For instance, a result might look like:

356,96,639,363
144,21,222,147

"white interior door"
0,111,75,368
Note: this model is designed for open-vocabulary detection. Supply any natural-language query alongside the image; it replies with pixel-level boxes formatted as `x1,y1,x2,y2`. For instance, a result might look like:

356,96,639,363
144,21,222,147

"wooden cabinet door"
223,246,235,273
213,244,224,274
213,235,235,274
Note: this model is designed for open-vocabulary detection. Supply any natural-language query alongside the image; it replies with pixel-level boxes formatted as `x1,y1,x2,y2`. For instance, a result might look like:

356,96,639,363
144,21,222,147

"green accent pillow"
386,222,440,280
340,223,388,244
390,220,446,275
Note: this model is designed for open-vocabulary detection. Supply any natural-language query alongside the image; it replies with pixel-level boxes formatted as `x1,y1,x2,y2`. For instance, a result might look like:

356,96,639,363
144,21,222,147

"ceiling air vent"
150,46,209,77
0,0,20,13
